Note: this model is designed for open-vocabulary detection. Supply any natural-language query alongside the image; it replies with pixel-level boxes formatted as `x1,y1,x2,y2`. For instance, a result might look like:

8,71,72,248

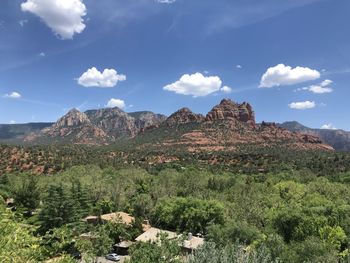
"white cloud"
288,101,316,110
321,79,332,87
295,87,309,92
19,19,28,27
164,72,222,97
9,120,16,124
4,92,22,99
308,85,333,94
260,64,320,88
236,65,242,69
221,86,232,94
39,52,46,57
21,0,87,39
156,0,176,4
297,79,334,94
106,98,126,109
321,123,337,130
78,67,126,88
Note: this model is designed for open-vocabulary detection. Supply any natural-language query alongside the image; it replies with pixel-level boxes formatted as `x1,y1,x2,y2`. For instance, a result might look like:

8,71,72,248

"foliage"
127,234,182,263
0,204,44,262
2,145,350,262
13,174,41,213
188,242,278,263
154,197,225,233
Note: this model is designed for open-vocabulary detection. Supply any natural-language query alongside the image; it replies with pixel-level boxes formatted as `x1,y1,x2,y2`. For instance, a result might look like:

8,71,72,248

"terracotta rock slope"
135,99,333,152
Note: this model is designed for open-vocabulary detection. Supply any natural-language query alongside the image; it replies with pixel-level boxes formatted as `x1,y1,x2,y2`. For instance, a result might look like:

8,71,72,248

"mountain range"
278,121,350,152
1,99,343,152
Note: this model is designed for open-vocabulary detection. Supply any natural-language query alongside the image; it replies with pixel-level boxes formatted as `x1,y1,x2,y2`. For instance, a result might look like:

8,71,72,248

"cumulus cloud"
288,101,316,110
4,92,22,99
320,79,333,87
106,98,126,109
308,79,334,94
260,64,320,88
156,0,176,4
164,73,222,97
21,0,87,39
221,86,232,94
39,52,46,57
297,79,334,94
78,67,126,88
308,85,333,94
236,65,242,69
321,123,337,130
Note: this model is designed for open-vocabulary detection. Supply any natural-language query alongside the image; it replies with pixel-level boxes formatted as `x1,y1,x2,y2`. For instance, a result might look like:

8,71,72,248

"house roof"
79,232,99,239
115,241,134,248
83,211,136,225
83,215,98,221
101,212,135,225
182,236,204,250
135,227,177,243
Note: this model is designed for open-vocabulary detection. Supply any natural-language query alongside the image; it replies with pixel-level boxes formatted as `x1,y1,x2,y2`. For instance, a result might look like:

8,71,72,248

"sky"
0,0,349,130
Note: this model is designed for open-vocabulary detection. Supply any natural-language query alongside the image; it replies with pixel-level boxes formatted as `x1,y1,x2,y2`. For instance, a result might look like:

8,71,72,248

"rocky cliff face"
85,108,138,138
129,111,167,130
165,108,205,126
206,99,255,125
52,109,90,128
26,109,110,145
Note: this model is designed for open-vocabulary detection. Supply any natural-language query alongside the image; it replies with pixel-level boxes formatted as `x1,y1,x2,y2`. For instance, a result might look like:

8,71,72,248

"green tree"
154,197,225,233
14,175,41,214
128,234,182,263
38,184,80,233
0,203,44,262
188,242,278,263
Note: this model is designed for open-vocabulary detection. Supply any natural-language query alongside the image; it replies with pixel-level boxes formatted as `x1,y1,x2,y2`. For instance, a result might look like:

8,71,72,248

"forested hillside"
2,145,350,262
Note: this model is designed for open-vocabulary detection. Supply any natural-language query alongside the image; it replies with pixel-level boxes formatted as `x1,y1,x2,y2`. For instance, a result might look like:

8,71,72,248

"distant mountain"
0,122,53,143
1,101,335,152
279,121,350,152
24,107,166,145
25,109,110,145
130,99,333,153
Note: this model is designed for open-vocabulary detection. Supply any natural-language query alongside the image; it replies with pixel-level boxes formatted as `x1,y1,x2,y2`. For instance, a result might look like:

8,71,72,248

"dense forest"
1,143,350,262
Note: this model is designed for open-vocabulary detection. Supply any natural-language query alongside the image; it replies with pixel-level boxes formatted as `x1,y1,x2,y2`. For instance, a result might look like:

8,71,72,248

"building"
135,228,204,252
135,227,178,244
182,233,204,253
114,240,134,255
83,211,151,231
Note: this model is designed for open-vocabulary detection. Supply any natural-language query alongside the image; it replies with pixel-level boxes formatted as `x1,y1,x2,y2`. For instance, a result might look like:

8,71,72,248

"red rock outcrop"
206,99,255,125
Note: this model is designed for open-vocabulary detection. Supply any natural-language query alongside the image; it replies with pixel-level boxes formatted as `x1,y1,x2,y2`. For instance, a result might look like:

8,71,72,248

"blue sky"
0,0,349,130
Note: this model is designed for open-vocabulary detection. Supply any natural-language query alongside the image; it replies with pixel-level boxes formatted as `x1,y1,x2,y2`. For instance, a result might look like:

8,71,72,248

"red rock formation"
206,99,255,125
